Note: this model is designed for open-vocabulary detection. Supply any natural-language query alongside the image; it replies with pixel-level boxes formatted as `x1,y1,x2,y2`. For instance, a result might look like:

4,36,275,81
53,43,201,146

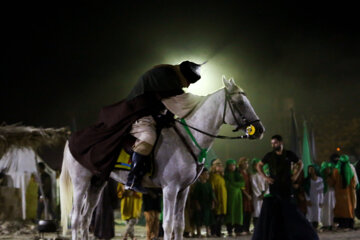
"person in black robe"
252,135,319,240
68,61,202,193
90,179,119,240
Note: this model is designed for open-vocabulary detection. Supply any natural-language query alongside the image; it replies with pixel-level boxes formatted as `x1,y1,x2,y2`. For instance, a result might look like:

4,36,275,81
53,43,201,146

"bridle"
223,88,261,133
175,88,261,140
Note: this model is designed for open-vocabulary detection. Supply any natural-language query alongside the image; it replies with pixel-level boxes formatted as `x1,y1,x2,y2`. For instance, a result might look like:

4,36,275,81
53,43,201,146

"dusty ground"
1,223,360,240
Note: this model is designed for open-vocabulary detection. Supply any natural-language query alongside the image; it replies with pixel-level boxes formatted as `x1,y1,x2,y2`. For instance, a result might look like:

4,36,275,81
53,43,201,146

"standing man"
143,189,162,240
252,135,319,240
37,162,55,220
118,183,143,240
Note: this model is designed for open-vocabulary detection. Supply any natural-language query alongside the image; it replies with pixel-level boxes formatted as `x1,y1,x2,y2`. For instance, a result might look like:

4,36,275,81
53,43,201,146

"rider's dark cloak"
68,65,186,180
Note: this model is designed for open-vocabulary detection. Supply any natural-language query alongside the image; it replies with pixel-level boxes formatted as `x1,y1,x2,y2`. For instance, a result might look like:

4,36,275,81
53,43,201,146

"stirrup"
125,179,135,190
131,183,148,194
127,183,148,194
125,179,148,194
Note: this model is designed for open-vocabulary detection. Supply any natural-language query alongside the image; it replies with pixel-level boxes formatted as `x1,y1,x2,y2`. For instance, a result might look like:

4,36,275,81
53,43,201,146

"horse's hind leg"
68,157,93,240
80,179,106,240
71,178,90,240
162,186,178,240
174,187,190,240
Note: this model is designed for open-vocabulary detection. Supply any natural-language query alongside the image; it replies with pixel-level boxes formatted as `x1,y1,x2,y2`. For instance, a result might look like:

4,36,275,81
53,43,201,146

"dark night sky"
1,1,359,160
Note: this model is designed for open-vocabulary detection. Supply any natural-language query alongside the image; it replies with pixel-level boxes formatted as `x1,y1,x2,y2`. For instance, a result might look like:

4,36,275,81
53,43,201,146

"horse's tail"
60,141,73,236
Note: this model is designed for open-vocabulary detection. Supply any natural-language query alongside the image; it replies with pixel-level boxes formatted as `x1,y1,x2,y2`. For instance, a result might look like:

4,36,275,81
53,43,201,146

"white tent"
0,147,56,220
0,124,69,221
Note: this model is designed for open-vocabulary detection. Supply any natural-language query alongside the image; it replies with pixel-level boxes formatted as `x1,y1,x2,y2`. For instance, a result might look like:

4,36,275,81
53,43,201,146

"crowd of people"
183,157,260,238
181,143,359,238
27,135,359,240
116,147,358,240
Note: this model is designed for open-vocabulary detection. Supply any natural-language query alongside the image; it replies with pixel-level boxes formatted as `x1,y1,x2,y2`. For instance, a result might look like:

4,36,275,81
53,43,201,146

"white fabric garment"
251,173,269,217
350,164,359,186
130,116,157,145
131,93,205,144
350,164,358,209
321,186,335,226
306,177,324,222
161,92,205,118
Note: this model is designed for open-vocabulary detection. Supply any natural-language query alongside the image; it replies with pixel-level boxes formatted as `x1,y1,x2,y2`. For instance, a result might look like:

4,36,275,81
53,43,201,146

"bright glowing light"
187,61,224,95
336,147,341,152
163,56,226,96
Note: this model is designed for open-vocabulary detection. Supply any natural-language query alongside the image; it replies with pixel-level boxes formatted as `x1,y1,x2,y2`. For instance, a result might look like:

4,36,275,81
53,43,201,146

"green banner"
302,120,313,178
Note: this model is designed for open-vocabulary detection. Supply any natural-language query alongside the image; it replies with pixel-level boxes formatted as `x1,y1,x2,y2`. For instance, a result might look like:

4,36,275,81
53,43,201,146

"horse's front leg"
174,186,189,240
162,185,178,240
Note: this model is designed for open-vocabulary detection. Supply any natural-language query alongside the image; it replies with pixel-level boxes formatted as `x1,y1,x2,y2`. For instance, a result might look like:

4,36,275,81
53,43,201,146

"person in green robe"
224,159,245,237
192,168,215,237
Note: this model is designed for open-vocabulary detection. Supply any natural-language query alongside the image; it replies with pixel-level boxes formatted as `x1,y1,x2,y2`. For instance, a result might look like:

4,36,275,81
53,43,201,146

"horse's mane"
183,88,223,120
184,82,244,120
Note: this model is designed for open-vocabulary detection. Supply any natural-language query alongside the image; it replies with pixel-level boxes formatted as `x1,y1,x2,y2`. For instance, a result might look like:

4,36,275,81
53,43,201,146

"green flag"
290,109,300,156
302,120,313,178
309,122,317,162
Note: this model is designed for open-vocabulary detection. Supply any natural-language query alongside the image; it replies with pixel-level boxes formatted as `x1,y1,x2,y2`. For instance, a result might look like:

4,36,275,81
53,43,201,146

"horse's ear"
222,75,230,89
229,78,235,85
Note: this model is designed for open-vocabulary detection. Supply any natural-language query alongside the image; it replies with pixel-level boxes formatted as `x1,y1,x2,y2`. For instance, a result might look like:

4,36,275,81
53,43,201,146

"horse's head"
222,76,265,140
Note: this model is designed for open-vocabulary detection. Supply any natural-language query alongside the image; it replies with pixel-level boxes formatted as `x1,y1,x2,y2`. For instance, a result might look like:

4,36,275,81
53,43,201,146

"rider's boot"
125,152,148,194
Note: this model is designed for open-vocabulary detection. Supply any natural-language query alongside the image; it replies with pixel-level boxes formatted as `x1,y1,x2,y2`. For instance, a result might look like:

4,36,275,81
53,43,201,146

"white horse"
60,77,265,240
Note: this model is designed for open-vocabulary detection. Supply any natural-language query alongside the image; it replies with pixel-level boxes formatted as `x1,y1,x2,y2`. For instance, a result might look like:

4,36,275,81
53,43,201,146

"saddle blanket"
114,149,153,176
114,149,131,171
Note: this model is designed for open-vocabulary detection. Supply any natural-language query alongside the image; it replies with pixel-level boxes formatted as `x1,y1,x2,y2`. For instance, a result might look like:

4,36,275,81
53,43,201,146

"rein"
174,88,260,140
173,125,198,162
175,118,249,140
173,124,204,192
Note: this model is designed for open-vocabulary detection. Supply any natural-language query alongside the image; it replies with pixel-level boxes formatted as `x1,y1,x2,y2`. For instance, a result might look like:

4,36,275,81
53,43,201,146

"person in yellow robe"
118,183,143,240
209,159,227,237
25,173,38,221
333,155,356,229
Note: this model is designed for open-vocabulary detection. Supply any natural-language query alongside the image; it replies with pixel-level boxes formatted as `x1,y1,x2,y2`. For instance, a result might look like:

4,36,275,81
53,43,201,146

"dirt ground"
1,221,360,240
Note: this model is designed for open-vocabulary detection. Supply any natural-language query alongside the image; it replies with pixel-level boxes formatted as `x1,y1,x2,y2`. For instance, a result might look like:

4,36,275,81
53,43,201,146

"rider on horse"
68,61,203,193
125,61,203,193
